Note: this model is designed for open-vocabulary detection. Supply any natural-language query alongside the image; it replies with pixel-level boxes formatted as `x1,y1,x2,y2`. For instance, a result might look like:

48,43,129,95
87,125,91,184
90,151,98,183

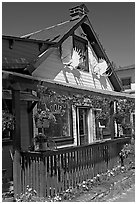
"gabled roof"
21,13,122,92
3,5,123,92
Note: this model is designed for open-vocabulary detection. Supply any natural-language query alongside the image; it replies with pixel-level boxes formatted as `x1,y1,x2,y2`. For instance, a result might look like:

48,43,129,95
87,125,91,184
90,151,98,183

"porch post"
110,101,115,139
12,90,21,198
114,101,118,137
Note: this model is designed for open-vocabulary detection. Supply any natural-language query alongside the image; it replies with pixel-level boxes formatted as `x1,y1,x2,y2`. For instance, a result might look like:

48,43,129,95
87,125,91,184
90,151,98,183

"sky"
2,1,135,67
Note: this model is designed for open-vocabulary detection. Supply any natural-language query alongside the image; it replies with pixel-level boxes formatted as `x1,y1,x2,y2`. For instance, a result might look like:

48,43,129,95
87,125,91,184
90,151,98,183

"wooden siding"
33,37,114,91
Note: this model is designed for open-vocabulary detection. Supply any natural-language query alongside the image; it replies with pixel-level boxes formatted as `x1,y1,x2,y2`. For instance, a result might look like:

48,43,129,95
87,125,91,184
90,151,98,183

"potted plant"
34,133,48,151
34,108,56,128
2,110,15,138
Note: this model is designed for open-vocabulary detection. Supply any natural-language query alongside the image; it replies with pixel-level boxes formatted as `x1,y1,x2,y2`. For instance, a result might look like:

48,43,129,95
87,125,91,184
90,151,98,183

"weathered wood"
19,137,130,198
12,90,22,197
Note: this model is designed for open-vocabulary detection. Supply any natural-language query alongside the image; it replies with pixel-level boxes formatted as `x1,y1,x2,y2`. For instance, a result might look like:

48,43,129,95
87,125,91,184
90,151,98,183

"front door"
77,107,89,145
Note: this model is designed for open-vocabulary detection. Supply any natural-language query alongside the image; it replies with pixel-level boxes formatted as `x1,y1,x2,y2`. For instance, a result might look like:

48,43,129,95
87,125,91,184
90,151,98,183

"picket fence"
20,137,130,198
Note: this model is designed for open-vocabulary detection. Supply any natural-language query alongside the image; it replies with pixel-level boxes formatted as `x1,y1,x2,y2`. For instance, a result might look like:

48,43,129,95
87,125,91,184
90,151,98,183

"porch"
15,137,130,198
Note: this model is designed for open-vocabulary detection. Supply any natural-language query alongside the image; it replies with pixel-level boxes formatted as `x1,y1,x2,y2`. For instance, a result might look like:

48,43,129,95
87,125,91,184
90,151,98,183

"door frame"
76,106,90,146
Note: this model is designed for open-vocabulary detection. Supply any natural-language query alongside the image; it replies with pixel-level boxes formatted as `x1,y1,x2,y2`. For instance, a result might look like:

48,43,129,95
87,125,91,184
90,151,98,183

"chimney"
69,4,89,20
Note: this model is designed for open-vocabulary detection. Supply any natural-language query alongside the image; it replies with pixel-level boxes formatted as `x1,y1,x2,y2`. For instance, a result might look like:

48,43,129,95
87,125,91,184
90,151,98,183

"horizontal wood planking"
20,137,130,198
33,48,113,91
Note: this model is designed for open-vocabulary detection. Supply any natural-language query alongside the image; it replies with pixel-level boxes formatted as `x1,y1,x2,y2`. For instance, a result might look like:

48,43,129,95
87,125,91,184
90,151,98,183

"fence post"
13,150,22,198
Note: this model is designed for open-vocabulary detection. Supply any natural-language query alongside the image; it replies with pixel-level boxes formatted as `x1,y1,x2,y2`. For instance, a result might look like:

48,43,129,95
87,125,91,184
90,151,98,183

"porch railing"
20,137,130,198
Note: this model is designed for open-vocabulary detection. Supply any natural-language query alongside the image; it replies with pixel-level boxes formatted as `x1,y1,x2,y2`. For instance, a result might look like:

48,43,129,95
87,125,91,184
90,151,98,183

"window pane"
38,102,70,138
50,108,69,137
79,109,85,135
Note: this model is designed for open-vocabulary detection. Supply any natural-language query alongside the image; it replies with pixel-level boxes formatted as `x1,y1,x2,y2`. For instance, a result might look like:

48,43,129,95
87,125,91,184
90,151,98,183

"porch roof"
2,70,134,100
2,89,38,101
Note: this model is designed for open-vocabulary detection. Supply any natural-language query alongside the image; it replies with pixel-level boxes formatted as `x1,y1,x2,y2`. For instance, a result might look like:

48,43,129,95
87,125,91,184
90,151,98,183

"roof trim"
2,70,135,99
81,18,123,92
56,15,88,46
2,35,55,45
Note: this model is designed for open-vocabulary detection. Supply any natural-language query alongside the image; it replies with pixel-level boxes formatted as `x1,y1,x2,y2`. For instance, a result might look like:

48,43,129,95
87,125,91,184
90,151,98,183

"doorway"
77,107,89,145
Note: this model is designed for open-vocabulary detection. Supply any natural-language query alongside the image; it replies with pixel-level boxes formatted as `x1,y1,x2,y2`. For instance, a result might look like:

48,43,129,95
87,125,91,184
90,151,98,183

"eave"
2,70,134,100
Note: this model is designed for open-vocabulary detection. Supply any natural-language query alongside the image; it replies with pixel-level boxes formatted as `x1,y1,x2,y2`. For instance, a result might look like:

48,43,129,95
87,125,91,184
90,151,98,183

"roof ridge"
120,64,135,68
21,20,70,39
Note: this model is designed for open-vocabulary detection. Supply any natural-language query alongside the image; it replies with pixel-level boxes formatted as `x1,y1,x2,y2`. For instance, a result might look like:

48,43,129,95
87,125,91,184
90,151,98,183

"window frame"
37,102,73,142
73,34,89,72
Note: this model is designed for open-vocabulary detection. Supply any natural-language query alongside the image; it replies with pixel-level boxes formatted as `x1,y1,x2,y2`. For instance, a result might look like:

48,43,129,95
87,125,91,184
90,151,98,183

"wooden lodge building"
2,4,134,196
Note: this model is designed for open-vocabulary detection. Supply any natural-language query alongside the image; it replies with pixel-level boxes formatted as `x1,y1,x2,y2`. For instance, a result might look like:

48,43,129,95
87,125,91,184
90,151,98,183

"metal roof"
21,18,82,42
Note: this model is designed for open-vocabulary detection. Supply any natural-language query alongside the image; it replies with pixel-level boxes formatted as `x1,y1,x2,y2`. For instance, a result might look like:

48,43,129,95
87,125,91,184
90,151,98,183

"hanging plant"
36,84,135,126
2,110,15,132
34,108,56,128
96,110,109,125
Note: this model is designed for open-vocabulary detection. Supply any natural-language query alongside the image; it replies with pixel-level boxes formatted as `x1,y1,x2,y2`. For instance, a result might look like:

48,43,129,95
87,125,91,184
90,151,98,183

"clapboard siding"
33,40,113,91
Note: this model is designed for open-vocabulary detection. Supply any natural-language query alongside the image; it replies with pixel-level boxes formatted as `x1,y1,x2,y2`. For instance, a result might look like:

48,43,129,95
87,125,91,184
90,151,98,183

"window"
73,35,88,72
38,102,71,139
48,103,70,138
121,77,131,90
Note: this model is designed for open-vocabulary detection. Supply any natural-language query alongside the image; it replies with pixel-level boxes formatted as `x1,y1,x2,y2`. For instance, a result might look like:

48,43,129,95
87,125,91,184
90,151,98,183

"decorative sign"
48,103,67,116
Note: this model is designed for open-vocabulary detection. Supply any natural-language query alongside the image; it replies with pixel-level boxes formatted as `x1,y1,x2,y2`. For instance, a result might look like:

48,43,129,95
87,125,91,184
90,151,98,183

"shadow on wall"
92,72,108,89
62,65,83,85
